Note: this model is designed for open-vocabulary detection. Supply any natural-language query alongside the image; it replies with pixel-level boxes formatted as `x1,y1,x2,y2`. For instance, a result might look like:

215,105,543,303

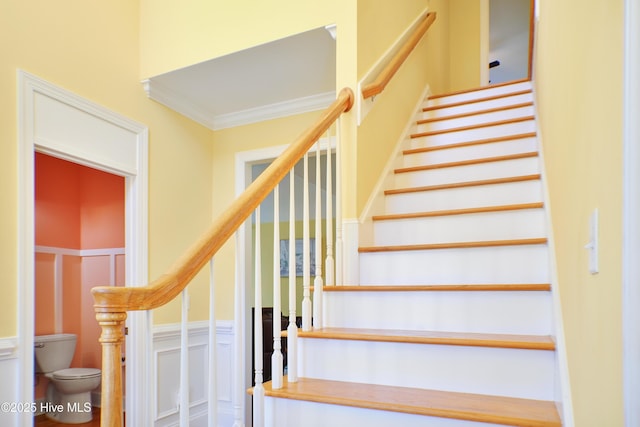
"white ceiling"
143,26,337,130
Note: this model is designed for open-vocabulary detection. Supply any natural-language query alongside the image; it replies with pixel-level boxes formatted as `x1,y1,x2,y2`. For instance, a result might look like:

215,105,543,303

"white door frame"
234,138,336,425
235,143,290,427
17,71,150,426
623,0,640,425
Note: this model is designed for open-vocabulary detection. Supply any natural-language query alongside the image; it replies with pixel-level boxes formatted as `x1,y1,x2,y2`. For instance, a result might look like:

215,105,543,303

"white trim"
341,219,360,285
143,77,335,131
356,7,431,125
623,0,640,424
213,92,335,131
234,137,336,426
358,83,432,247
17,70,150,427
0,338,17,361
152,321,235,425
35,245,125,257
142,79,215,130
531,81,575,426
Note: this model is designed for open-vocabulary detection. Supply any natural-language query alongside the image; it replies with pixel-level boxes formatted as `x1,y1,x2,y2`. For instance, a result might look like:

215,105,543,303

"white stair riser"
409,121,537,150
415,106,535,134
324,291,553,334
359,244,550,285
394,157,540,189
298,339,555,400
402,137,538,168
265,397,505,427
373,209,546,246
385,180,543,214
426,81,532,107
420,93,534,120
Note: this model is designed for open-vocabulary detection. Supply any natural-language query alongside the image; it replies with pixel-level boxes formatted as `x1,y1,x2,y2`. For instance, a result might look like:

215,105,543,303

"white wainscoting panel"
153,321,234,427
0,338,18,427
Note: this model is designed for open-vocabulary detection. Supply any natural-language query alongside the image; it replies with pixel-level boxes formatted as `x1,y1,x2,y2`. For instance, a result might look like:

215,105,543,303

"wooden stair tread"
322,283,551,292
372,202,544,221
403,132,537,155
261,377,561,427
423,89,533,112
395,151,538,174
384,174,541,195
417,101,534,125
359,237,547,253
411,116,535,139
297,327,555,350
427,78,531,100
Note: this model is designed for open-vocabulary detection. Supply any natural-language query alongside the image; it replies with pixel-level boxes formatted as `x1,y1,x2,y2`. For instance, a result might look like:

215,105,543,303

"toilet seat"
53,368,101,380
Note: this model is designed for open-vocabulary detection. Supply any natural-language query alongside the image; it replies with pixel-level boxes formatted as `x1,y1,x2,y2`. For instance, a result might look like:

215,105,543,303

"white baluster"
335,120,344,285
180,289,190,426
272,186,284,389
287,169,298,383
253,207,264,427
302,153,312,332
208,259,217,427
325,133,335,287
232,232,245,427
313,141,324,329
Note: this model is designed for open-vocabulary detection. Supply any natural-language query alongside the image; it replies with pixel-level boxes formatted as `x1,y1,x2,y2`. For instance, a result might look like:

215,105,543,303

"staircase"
260,80,563,426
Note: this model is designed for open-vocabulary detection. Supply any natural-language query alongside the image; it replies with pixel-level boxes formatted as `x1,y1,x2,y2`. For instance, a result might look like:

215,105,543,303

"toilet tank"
34,334,77,373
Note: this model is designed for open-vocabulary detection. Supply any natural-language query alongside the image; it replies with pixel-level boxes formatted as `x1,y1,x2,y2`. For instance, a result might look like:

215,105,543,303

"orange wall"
34,153,125,398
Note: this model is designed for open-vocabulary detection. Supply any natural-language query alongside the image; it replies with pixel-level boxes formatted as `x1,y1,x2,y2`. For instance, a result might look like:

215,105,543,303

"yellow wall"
0,0,215,334
355,0,448,216
534,0,624,424
448,0,487,91
424,0,452,95
357,0,430,78
140,0,343,79
211,112,324,320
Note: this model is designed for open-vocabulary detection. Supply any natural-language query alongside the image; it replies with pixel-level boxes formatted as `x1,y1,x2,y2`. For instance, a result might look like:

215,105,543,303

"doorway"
489,0,535,84
17,71,149,427
34,153,126,409
235,138,335,426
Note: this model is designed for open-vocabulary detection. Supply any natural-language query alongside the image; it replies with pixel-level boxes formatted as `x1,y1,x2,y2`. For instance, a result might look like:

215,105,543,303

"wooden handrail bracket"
361,11,436,100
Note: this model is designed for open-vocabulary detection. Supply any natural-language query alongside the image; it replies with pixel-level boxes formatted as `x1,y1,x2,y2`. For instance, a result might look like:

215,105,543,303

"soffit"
143,26,336,130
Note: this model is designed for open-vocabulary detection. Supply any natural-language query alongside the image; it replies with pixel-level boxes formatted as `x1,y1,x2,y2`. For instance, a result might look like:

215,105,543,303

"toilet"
34,334,101,424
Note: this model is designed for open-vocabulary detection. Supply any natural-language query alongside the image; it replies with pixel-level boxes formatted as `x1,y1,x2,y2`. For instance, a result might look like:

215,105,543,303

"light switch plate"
585,209,599,274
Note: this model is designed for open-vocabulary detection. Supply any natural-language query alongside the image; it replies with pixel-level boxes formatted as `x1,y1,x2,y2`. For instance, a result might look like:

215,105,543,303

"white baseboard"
0,338,19,426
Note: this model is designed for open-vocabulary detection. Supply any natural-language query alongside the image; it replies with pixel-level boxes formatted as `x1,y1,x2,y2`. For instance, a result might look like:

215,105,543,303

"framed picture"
280,238,315,277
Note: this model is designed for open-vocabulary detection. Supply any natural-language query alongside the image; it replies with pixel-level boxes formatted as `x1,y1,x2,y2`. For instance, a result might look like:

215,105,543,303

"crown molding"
142,79,216,129
212,91,334,130
143,79,335,131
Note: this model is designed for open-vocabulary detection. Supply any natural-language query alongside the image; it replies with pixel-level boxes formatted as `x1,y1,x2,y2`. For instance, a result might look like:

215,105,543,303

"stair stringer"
358,83,433,248
530,81,576,427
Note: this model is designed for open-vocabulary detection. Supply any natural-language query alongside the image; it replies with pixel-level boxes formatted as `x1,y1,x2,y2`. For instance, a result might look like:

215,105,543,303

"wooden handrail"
361,11,436,100
92,87,354,427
